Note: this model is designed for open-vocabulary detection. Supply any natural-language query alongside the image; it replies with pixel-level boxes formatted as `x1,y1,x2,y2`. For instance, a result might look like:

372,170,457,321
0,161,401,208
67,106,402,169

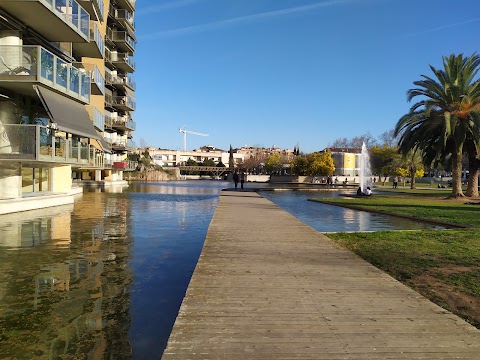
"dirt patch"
410,266,480,328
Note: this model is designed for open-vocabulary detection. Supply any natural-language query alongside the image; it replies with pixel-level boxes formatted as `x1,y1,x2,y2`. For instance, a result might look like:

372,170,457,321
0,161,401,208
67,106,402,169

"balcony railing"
111,117,135,131
105,92,113,107
91,21,105,57
111,74,135,90
112,160,137,170
111,52,135,72
0,45,91,103
93,107,104,130
126,119,136,130
112,31,135,53
112,95,136,110
79,0,104,22
126,139,135,150
0,124,103,167
116,9,135,30
116,0,136,12
78,62,104,94
53,0,90,37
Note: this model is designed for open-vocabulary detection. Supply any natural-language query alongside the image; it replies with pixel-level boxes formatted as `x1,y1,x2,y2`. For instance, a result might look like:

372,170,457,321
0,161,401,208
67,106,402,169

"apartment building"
145,147,245,168
0,0,136,213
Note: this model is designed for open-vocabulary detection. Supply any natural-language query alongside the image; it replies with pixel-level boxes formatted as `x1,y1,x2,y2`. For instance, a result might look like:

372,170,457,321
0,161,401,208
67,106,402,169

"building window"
22,167,50,194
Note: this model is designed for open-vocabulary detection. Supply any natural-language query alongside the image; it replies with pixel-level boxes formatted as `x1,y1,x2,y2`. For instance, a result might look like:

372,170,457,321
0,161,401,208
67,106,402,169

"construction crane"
178,127,208,151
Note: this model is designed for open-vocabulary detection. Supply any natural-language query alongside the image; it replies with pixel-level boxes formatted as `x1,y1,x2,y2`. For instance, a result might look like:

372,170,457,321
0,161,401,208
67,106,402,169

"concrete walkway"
162,191,480,359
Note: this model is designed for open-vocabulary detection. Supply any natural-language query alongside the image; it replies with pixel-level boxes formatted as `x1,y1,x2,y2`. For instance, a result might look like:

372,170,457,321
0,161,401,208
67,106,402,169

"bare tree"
378,129,397,148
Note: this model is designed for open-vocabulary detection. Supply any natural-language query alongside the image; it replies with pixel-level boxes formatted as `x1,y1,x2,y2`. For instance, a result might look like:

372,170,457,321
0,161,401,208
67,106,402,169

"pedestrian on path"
240,172,246,189
233,172,239,189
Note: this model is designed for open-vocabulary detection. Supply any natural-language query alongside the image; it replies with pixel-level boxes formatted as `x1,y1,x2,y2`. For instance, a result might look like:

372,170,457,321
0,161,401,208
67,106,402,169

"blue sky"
134,0,480,153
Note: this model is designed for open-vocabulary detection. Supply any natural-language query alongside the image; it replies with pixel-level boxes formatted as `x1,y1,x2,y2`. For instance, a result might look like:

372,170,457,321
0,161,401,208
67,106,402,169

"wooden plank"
162,191,480,359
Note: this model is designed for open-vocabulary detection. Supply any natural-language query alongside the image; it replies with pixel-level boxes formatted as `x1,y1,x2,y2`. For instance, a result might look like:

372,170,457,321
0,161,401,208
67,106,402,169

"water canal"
0,181,443,359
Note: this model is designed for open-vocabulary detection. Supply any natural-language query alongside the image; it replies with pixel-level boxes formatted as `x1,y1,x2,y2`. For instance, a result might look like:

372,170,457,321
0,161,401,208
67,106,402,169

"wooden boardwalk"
162,191,480,359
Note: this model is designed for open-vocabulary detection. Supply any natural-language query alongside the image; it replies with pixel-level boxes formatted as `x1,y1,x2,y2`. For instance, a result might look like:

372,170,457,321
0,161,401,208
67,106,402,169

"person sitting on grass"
364,186,372,196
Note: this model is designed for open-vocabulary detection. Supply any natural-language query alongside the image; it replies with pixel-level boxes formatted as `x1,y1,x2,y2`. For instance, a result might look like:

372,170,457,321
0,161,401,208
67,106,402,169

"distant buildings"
0,0,137,214
145,146,245,168
322,147,362,176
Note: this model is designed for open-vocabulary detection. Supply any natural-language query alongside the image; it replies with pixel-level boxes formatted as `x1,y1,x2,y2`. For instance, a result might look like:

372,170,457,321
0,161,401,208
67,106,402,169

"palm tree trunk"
450,148,464,197
466,152,480,197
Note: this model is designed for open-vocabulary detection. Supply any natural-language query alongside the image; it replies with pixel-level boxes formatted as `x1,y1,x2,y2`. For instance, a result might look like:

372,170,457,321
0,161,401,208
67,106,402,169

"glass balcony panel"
69,67,80,95
38,127,53,161
40,48,54,82
94,65,104,93
55,137,67,162
71,0,79,29
55,58,68,89
92,23,105,57
97,0,105,20
80,8,89,37
80,143,89,162
70,144,79,162
80,71,90,101
93,107,104,130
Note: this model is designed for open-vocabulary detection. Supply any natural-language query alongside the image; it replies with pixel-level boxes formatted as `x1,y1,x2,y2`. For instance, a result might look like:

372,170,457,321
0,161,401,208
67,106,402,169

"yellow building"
323,147,362,176
0,0,136,213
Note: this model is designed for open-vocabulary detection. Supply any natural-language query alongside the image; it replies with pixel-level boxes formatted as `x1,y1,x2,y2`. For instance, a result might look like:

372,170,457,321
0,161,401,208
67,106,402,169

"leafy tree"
369,146,398,184
292,156,308,175
398,150,425,189
216,160,226,167
202,158,216,167
185,158,198,166
306,152,335,176
395,53,480,197
264,153,282,173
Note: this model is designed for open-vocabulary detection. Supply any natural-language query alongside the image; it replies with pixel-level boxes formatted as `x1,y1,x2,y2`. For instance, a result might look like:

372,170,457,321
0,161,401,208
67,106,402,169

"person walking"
233,172,239,189
240,172,246,189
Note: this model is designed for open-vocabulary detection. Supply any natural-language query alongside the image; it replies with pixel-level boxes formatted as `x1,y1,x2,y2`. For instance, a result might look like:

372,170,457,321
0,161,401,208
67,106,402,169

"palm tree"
395,53,480,197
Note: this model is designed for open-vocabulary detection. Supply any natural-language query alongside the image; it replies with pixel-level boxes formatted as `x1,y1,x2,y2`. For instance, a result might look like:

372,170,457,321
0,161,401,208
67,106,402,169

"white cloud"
402,17,480,38
139,0,361,40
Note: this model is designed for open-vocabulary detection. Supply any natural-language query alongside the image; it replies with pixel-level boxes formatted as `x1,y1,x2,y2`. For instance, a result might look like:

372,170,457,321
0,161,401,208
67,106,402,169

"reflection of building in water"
0,190,133,359
0,205,73,248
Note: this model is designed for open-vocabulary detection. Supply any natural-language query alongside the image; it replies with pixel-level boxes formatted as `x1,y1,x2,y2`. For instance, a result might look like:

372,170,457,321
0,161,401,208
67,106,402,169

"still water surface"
0,182,442,359
0,181,226,359
260,190,445,232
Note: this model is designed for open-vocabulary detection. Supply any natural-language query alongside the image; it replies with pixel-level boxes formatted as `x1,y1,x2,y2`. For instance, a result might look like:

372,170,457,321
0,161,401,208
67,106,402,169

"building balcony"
78,62,104,95
0,45,90,103
111,74,135,91
112,160,137,170
104,90,113,108
111,117,135,131
78,0,104,22
91,107,104,131
72,21,104,58
111,52,135,72
126,139,135,150
0,0,89,42
110,140,126,151
104,114,113,130
111,31,135,54
112,95,135,111
115,9,135,35
115,0,135,12
0,124,104,167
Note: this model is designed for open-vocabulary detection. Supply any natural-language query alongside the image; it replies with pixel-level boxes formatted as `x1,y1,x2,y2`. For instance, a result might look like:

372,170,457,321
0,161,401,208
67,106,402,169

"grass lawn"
313,188,480,328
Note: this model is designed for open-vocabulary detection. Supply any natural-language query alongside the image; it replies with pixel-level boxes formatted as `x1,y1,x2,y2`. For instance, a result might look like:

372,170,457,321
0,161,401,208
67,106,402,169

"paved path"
162,191,480,359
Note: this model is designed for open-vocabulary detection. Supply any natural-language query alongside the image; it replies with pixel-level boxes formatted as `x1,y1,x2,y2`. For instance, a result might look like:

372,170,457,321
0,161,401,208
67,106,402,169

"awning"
100,136,111,153
34,85,100,140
